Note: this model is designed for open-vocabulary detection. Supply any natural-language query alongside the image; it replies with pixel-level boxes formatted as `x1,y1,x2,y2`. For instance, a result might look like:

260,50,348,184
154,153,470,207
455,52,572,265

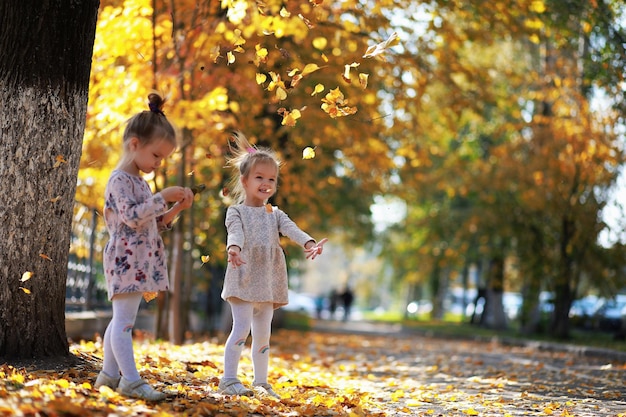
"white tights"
101,292,143,382
223,299,274,384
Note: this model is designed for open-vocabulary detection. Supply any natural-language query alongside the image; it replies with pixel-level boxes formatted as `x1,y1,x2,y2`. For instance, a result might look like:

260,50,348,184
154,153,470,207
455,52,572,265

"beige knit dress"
221,204,314,309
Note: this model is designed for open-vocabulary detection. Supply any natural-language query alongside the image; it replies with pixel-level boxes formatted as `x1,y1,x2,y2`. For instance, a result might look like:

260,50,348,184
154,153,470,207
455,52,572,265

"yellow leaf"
390,389,405,402
301,63,321,76
227,51,235,64
232,28,246,46
19,287,31,294
302,146,316,159
281,109,302,126
201,255,210,264
321,53,328,63
21,271,34,282
256,73,267,84
276,86,287,100
39,254,52,261
359,73,369,89
255,44,268,60
50,196,61,203
143,292,158,302
463,408,480,416
311,83,325,96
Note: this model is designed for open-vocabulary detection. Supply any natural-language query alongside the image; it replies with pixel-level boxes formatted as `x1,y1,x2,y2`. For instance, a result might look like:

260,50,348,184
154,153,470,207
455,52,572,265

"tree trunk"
0,0,99,359
481,256,507,330
551,216,576,339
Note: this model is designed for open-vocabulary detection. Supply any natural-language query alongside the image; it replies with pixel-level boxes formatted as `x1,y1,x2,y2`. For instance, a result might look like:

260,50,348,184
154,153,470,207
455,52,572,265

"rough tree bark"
0,0,99,359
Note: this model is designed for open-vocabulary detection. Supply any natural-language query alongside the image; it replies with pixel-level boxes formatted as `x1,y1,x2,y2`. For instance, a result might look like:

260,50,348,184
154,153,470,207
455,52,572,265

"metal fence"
66,203,109,311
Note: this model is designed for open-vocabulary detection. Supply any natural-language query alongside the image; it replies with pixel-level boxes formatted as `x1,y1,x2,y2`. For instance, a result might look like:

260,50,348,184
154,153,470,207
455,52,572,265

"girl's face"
126,137,175,175
242,161,278,206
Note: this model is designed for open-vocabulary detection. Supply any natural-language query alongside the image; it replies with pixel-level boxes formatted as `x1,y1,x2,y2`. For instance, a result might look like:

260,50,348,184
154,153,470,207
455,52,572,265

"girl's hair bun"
148,93,165,116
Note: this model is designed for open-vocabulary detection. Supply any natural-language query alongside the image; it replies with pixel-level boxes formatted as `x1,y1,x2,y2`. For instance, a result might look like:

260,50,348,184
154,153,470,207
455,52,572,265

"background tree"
0,0,99,359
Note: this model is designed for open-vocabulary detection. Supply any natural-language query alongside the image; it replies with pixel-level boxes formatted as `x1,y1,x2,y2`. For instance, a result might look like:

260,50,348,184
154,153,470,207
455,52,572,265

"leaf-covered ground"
1,327,625,416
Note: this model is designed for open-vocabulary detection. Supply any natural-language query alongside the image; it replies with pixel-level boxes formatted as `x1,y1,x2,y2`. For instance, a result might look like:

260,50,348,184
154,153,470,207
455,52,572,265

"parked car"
569,295,600,329
592,295,626,332
282,290,317,317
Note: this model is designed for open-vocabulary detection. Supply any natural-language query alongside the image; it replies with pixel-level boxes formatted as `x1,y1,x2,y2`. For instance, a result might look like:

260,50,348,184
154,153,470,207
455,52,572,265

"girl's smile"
242,161,278,206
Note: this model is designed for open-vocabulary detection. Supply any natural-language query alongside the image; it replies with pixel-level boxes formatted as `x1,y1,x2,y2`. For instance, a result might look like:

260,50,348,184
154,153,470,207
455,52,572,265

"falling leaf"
187,170,195,176
290,74,303,88
21,271,34,282
255,44,268,58
279,7,290,17
201,255,210,265
359,73,369,89
256,73,267,84
343,65,352,83
205,153,213,159
321,87,358,118
143,292,158,302
280,109,302,126
298,13,314,28
232,29,246,46
222,187,230,197
53,155,68,168
276,86,287,101
50,196,61,203
342,62,360,83
227,51,235,64
363,31,399,59
303,146,316,159
39,254,52,261
311,84,325,96
19,287,31,294
301,63,321,76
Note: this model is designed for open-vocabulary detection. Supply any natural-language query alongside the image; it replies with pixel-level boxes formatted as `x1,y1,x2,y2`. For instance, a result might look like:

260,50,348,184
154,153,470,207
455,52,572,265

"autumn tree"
0,0,99,359
79,0,401,341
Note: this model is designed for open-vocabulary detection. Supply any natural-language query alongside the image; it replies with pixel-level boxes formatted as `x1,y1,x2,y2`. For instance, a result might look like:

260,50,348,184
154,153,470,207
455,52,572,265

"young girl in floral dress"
218,132,327,398
94,93,194,401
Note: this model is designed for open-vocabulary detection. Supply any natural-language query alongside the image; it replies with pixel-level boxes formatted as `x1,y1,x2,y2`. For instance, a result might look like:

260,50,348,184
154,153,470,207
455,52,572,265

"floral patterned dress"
103,170,170,300
221,204,314,309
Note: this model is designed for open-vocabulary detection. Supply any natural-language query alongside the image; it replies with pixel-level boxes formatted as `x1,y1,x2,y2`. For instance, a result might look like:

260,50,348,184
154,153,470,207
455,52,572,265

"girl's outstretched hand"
227,246,246,268
305,238,328,260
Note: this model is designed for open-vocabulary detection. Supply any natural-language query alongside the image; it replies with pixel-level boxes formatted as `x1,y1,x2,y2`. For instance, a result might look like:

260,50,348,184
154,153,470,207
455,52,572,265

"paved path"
309,319,626,416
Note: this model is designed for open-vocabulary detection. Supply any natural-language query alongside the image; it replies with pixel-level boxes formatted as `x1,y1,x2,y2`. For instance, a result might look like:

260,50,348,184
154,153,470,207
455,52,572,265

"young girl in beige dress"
218,132,327,398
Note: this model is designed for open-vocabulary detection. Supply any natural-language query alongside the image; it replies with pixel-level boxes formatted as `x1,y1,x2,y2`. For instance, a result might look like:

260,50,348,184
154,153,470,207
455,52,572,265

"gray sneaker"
218,378,254,396
116,378,167,401
253,382,281,399
94,371,120,389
